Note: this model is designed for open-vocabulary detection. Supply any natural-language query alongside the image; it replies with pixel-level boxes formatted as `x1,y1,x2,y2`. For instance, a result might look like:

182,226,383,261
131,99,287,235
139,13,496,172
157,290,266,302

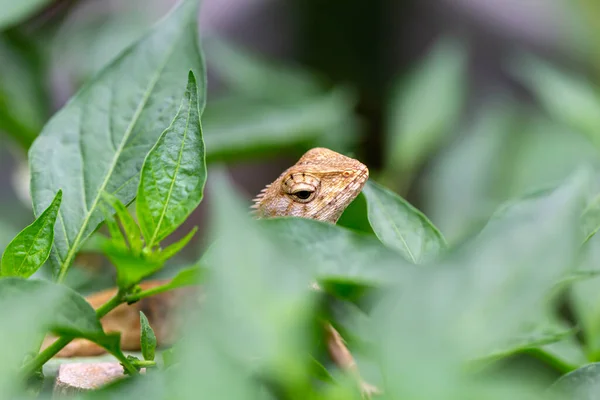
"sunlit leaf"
1,190,61,278
136,71,206,247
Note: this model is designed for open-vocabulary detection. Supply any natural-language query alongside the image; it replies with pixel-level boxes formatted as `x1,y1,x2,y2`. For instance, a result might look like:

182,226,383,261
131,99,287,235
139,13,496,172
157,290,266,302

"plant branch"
20,290,126,378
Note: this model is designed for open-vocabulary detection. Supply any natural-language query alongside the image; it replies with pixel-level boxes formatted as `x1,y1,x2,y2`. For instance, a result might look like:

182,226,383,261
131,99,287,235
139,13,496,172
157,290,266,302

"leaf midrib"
56,40,181,282
148,96,194,247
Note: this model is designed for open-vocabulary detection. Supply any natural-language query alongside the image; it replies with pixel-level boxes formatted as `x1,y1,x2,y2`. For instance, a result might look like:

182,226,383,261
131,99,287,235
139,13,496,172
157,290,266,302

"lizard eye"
293,190,314,201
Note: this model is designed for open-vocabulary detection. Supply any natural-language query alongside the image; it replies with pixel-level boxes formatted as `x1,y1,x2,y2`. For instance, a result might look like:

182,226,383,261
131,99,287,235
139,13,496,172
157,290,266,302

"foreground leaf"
29,0,205,282
137,71,206,247
258,217,415,286
550,362,600,400
373,169,588,398
1,190,62,278
362,180,445,263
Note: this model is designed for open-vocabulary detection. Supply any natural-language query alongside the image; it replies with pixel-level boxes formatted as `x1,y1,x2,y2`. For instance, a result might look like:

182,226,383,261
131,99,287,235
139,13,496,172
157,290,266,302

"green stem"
124,283,172,303
133,360,157,368
20,291,126,379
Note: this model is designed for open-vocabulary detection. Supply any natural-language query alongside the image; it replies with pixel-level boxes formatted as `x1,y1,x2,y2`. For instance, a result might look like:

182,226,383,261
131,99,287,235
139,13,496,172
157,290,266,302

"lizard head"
251,147,369,223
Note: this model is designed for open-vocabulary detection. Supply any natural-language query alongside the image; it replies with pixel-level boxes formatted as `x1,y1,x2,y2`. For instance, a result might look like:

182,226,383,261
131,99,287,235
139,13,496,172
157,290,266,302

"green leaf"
0,0,52,30
199,171,314,381
362,180,446,263
136,71,206,247
385,37,467,175
202,88,359,163
550,362,600,400
102,241,163,289
102,192,142,254
0,277,102,336
140,311,157,361
155,227,197,262
28,0,205,282
1,190,62,278
372,169,588,398
257,217,415,286
511,54,600,148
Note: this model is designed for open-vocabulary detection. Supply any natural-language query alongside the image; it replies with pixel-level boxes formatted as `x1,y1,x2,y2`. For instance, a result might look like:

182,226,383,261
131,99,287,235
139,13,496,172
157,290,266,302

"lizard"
43,147,379,397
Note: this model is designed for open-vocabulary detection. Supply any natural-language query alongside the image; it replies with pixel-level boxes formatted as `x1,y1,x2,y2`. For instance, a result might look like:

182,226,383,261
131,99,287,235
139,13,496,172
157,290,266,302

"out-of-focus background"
1,0,599,290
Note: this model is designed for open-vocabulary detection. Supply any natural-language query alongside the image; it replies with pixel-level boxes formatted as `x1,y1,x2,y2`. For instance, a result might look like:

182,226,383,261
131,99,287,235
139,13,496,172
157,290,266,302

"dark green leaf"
29,0,205,282
385,37,467,175
102,192,142,254
140,311,157,361
136,71,206,247
1,190,62,278
0,0,52,30
550,362,600,400
362,180,445,263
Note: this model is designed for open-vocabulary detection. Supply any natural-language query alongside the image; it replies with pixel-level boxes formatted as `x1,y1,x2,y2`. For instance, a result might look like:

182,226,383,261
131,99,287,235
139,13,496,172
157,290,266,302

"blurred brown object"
42,280,196,357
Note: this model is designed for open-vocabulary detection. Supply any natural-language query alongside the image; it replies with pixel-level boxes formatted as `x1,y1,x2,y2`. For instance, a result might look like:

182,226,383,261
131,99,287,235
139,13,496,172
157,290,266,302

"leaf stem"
20,290,127,378
124,283,172,304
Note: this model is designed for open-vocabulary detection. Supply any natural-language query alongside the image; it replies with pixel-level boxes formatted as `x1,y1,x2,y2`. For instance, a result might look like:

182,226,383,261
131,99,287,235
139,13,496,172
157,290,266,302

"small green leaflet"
1,190,62,278
140,311,157,361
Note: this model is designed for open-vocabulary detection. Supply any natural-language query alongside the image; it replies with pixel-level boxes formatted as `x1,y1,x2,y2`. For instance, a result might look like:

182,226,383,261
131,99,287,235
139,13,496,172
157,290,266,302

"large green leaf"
385,37,467,176
0,0,51,30
372,169,587,398
28,0,205,282
191,171,314,391
512,54,600,148
550,363,600,400
362,180,445,263
258,217,415,286
1,190,61,278
137,71,206,247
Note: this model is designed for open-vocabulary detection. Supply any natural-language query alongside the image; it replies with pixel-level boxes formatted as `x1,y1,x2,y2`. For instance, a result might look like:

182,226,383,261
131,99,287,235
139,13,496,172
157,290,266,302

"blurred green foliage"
2,0,600,399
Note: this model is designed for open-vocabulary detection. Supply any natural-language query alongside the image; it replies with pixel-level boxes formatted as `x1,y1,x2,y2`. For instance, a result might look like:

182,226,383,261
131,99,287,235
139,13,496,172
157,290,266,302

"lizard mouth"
312,165,369,221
